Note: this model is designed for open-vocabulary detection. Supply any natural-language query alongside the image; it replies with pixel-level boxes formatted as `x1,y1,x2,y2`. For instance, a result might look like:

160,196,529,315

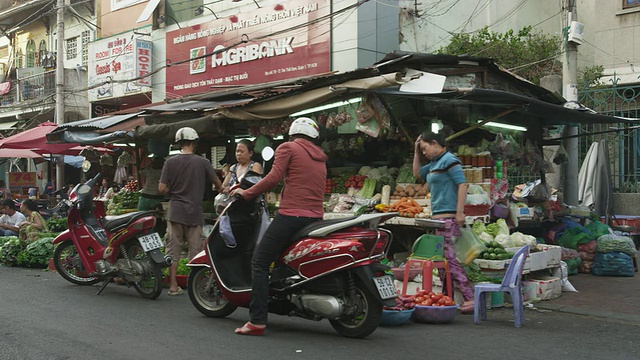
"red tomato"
425,299,434,306
414,296,424,303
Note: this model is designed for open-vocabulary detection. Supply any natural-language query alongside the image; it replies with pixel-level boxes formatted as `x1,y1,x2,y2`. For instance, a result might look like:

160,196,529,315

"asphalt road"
1,265,639,360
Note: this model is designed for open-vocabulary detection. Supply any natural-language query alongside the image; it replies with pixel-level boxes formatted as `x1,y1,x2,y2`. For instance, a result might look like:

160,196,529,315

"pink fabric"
436,218,474,301
0,82,10,96
243,138,327,218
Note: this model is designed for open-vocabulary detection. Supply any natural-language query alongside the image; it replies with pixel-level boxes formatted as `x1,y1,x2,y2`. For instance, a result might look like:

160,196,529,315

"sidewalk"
535,273,640,323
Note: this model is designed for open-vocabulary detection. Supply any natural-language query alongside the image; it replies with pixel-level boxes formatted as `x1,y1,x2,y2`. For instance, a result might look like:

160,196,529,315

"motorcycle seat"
290,216,357,241
101,211,156,232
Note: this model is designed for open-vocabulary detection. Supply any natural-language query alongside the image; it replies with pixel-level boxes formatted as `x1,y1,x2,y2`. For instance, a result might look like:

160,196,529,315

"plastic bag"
219,215,237,248
577,240,597,253
256,207,271,247
557,226,594,249
455,227,487,265
592,252,635,277
596,234,637,257
585,220,610,239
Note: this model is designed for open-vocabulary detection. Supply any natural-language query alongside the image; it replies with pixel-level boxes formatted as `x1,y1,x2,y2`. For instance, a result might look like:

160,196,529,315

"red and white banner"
165,0,331,97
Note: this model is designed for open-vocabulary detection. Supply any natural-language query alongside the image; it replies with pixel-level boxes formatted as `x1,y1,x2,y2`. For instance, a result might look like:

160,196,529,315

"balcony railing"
0,69,56,109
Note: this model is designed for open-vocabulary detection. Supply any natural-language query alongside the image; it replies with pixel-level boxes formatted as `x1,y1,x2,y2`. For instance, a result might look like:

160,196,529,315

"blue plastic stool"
473,245,529,327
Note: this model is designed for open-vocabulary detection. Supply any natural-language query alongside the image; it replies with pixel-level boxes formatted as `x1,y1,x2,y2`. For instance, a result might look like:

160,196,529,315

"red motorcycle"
188,171,398,338
52,173,171,299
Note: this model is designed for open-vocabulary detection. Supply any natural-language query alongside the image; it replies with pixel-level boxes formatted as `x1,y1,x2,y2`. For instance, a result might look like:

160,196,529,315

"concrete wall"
612,193,640,216
576,0,640,85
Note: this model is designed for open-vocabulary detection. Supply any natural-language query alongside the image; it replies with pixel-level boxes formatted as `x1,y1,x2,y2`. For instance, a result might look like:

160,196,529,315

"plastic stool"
400,258,453,297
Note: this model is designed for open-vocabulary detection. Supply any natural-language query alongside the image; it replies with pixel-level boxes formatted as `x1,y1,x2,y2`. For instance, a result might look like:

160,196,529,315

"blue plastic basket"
380,309,414,326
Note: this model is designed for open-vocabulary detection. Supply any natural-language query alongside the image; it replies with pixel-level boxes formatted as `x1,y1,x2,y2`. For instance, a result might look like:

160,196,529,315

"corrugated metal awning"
143,100,250,112
58,112,143,130
0,121,19,130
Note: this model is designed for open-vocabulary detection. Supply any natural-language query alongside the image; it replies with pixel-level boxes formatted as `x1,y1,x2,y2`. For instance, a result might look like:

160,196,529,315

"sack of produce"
596,234,637,257
557,226,594,249
577,260,593,274
564,256,582,275
592,252,635,277
585,218,611,239
455,227,487,265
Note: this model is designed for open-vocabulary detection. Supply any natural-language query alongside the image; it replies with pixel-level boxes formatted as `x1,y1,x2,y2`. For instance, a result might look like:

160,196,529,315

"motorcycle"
52,173,172,299
187,171,399,338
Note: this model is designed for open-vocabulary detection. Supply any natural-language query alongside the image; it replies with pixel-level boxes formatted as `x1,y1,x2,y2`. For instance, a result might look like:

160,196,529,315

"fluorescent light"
112,143,136,147
290,98,361,117
481,121,527,132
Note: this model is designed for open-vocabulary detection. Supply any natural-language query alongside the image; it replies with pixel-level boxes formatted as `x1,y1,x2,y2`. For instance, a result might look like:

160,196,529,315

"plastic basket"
411,234,444,259
412,304,459,324
464,204,491,216
380,309,415,326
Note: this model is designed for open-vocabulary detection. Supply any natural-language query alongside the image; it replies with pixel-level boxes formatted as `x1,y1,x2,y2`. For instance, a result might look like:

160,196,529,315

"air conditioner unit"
568,21,584,45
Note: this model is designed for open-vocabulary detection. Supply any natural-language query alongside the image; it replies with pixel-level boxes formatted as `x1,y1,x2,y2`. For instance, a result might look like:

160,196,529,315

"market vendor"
412,131,474,314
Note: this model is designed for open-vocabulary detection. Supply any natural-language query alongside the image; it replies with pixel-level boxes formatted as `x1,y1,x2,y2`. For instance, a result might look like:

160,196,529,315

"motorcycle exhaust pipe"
164,255,174,267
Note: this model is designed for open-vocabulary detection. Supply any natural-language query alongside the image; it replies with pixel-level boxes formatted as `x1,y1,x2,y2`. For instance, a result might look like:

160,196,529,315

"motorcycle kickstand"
95,277,112,295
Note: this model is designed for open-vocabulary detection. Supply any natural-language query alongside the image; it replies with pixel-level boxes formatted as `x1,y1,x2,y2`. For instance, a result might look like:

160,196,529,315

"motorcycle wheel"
53,241,100,285
329,278,383,339
127,244,163,300
188,266,237,317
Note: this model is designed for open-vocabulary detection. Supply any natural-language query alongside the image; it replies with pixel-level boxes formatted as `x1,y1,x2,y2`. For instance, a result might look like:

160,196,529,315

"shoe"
234,322,266,336
168,287,184,296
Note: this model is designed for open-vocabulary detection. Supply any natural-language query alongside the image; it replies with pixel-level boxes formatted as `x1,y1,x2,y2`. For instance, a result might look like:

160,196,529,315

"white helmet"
175,127,199,142
289,117,319,139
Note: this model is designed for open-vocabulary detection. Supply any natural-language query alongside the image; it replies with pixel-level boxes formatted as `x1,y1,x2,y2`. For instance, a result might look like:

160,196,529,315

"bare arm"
158,182,169,195
412,136,423,179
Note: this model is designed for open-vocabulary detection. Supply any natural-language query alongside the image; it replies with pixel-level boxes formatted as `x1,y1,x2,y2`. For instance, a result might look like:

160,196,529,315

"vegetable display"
386,291,456,311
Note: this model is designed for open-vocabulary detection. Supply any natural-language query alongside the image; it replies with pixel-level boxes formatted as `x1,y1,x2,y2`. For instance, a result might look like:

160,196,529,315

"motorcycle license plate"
373,275,397,299
138,232,163,252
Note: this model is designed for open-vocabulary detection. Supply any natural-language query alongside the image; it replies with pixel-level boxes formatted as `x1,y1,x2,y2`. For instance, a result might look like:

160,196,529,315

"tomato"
427,292,435,297
414,296,424,303
425,299,434,306
445,301,455,306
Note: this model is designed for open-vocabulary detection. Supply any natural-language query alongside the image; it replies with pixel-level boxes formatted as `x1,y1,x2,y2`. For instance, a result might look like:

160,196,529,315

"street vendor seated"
19,199,49,242
0,199,26,237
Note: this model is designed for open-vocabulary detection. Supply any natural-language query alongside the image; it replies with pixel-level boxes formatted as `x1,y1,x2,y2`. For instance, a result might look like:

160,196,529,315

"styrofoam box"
506,247,547,272
545,245,562,266
522,276,561,301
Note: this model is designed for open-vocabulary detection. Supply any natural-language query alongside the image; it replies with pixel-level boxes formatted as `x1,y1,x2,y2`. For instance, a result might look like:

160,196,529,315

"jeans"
249,213,320,325
0,228,18,237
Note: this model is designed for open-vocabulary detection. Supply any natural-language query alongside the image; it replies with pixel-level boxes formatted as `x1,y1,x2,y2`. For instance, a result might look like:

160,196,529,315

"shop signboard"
165,0,330,97
88,32,153,102
8,172,37,188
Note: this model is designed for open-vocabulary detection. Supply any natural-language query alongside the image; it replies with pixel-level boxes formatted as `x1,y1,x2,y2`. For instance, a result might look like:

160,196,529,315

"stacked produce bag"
592,233,637,277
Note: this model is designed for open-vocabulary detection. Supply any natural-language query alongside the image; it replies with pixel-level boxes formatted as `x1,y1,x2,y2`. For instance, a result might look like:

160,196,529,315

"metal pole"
562,0,579,206
55,0,65,190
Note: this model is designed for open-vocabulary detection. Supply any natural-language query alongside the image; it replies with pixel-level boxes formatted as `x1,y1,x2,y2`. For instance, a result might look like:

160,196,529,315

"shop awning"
47,113,144,144
215,72,405,120
0,120,19,130
57,112,144,130
374,87,635,126
135,115,223,141
143,100,249,112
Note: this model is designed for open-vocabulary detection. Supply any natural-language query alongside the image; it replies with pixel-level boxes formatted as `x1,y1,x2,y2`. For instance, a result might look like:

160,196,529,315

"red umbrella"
0,148,43,158
0,122,95,155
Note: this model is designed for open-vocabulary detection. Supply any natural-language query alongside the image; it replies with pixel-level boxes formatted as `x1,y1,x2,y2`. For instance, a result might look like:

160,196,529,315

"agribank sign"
88,31,153,102
165,0,330,97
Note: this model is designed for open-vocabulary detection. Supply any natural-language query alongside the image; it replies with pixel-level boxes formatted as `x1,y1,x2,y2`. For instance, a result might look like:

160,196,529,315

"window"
26,39,36,68
39,40,47,67
623,0,640,9
81,30,91,65
66,37,77,61
16,48,23,68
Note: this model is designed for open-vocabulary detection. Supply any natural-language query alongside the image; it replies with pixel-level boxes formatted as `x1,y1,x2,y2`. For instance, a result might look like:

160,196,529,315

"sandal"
234,322,266,336
168,287,184,296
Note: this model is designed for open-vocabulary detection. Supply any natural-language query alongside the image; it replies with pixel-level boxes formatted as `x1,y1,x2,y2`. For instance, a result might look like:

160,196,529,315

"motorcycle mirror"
262,146,274,162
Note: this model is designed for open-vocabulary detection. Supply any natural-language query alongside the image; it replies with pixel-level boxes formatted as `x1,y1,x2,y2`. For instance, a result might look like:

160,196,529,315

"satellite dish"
82,160,91,172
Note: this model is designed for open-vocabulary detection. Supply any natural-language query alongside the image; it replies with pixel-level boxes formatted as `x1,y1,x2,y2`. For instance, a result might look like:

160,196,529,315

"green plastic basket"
411,234,445,259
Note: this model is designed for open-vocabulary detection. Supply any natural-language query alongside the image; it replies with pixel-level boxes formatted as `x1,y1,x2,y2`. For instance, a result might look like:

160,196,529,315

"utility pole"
563,0,579,206
55,0,65,190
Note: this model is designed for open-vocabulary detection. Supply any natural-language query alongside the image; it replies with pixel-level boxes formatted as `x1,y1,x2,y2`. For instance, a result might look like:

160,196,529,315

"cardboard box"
522,276,561,301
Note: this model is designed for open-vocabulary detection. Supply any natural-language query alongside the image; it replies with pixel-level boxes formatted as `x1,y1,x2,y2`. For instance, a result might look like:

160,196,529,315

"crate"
522,276,561,301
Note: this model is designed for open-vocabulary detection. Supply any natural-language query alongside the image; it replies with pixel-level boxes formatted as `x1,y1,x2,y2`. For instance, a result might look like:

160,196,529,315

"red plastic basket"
464,204,491,216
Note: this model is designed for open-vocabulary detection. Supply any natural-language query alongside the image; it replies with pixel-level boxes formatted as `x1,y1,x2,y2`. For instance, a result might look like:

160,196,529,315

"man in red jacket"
231,117,327,335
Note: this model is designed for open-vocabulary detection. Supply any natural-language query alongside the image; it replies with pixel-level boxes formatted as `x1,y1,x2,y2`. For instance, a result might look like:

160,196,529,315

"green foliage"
578,65,605,89
46,218,68,233
437,26,561,85
16,237,55,267
0,237,25,266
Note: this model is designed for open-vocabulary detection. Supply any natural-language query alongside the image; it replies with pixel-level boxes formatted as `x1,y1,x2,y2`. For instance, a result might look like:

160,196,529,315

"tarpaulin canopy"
0,122,82,154
134,115,224,141
215,73,404,121
0,148,42,158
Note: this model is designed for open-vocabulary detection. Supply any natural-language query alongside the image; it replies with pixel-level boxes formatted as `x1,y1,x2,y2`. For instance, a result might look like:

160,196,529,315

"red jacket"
243,138,327,218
